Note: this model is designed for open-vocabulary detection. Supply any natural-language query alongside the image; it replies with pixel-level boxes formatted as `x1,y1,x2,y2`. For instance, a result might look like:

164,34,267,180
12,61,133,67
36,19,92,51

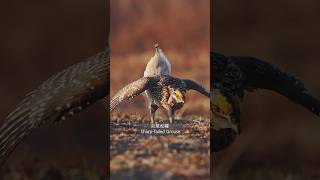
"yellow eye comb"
214,92,232,114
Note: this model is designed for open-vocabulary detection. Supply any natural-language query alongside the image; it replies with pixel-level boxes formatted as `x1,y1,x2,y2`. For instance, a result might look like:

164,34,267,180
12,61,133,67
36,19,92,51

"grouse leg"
167,109,175,123
149,104,158,123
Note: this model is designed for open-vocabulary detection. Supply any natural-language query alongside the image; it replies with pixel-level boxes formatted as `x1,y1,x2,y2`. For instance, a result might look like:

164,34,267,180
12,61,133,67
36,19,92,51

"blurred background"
110,0,210,116
213,0,320,179
0,0,107,178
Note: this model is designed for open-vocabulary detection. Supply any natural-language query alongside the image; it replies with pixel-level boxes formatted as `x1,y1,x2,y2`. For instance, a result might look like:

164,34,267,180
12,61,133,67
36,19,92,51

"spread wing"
0,49,109,165
211,51,320,116
211,52,320,152
230,54,320,116
110,77,160,111
183,79,210,97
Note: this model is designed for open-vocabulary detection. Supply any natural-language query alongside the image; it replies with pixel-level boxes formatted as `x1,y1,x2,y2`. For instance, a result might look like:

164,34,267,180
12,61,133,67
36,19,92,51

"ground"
110,114,210,180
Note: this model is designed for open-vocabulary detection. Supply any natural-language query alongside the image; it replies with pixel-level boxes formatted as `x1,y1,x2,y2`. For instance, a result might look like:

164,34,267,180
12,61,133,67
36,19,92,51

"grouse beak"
154,43,160,53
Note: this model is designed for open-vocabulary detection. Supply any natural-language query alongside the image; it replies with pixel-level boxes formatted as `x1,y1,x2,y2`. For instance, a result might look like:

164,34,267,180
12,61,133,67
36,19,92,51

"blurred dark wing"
110,77,160,111
231,55,320,116
183,79,210,97
0,49,109,165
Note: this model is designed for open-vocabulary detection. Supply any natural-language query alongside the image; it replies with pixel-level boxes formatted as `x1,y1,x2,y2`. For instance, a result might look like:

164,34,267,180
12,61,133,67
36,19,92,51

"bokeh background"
110,0,210,116
213,0,320,179
0,0,107,178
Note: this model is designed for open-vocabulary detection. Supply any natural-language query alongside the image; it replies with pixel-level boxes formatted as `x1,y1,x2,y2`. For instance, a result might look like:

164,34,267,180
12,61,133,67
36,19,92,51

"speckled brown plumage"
110,75,210,123
0,48,109,166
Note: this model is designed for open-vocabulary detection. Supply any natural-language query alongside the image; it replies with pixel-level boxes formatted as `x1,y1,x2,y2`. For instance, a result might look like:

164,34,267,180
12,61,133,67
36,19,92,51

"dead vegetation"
110,114,210,180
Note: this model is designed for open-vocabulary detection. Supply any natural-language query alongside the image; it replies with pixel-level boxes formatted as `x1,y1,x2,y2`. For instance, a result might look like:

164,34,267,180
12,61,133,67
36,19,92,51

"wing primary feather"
110,77,160,111
183,79,210,97
231,55,320,116
0,49,109,166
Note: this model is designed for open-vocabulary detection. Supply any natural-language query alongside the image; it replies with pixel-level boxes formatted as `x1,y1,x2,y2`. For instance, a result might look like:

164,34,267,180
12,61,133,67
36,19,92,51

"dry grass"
110,114,210,180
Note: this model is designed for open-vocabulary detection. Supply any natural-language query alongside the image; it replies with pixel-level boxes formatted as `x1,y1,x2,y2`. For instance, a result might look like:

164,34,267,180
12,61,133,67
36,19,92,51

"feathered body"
144,44,171,77
147,76,185,110
144,44,175,122
110,74,209,123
